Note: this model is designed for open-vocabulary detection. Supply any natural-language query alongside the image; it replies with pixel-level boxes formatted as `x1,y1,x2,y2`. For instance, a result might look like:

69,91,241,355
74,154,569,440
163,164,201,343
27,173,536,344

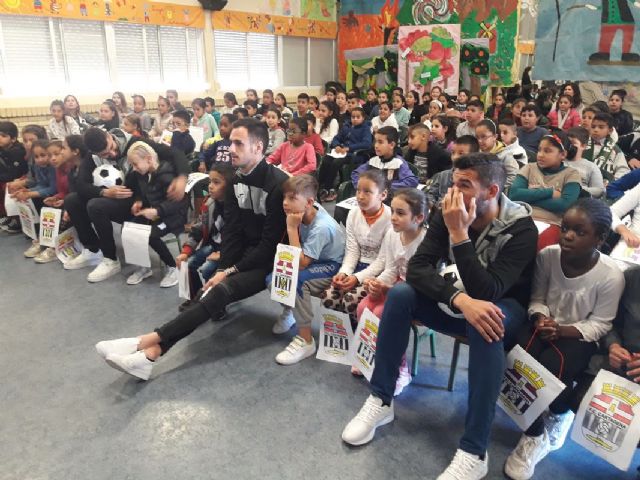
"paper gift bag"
17,201,38,240
571,369,640,471
4,189,19,216
270,244,301,308
121,221,152,267
39,207,62,247
178,262,190,300
315,307,354,366
55,227,83,264
498,344,566,431
350,308,381,382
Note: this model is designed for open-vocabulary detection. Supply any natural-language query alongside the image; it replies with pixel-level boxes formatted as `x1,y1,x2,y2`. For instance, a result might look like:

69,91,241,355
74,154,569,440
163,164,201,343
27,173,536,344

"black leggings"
318,155,352,190
155,267,270,353
516,325,598,437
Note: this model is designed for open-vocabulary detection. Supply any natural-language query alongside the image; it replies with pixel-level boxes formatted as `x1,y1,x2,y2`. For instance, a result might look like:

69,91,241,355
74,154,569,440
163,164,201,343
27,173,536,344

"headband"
543,134,566,152
430,100,443,109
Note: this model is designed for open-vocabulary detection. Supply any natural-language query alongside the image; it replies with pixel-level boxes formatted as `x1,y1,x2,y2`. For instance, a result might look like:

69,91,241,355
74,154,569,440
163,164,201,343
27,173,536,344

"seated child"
265,108,286,156
354,188,426,394
351,127,418,191
234,108,249,119
0,121,28,233
131,95,153,132
304,113,324,155
268,118,317,176
176,162,234,308
46,99,80,140
243,100,261,120
125,141,188,288
517,104,548,153
508,132,582,250
511,97,527,127
293,93,310,119
270,175,346,363
565,127,604,198
122,114,146,139
583,112,629,182
475,119,520,189
430,114,456,152
204,97,221,125
199,113,236,171
170,110,195,156
455,99,484,137
498,118,528,167
403,123,451,185
315,101,340,144
548,94,581,131
504,199,624,480
486,93,510,123
392,94,410,129
370,101,399,134
191,98,219,143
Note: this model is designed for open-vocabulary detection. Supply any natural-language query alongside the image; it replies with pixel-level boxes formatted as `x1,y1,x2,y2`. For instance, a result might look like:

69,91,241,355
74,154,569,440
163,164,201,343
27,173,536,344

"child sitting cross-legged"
351,126,418,191
269,175,347,363
267,117,317,176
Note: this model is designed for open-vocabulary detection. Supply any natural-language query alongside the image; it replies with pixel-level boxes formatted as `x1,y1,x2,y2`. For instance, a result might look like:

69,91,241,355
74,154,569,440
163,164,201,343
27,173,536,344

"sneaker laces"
355,397,385,424
446,450,482,477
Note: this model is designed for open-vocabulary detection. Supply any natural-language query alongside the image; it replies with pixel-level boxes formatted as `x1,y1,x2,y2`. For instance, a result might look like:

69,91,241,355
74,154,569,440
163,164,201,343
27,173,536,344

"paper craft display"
572,369,640,471
315,307,354,366
4,189,19,216
55,227,83,264
17,201,38,240
39,207,62,248
610,241,640,266
121,222,152,268
350,308,380,381
185,173,210,193
270,244,302,308
498,345,566,431
460,38,490,95
189,126,205,153
178,262,190,300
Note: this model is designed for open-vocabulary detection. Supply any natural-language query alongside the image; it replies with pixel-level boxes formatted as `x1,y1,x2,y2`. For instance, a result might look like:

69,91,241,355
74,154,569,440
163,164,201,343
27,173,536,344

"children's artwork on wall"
397,24,461,97
459,38,489,95
534,1,640,82
345,45,398,93
0,0,205,28
300,0,336,21
212,9,337,39
396,0,457,25
260,0,300,17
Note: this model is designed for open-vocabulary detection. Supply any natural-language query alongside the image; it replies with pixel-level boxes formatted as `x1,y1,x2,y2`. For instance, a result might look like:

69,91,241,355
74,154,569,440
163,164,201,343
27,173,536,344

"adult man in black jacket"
63,127,188,282
341,153,539,480
95,119,289,380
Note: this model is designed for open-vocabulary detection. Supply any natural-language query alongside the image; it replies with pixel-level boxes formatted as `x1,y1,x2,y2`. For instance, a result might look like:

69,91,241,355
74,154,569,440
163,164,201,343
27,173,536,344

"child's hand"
103,186,133,199
626,353,640,382
198,162,207,173
43,197,56,207
539,318,560,341
7,181,22,193
629,158,640,170
131,201,143,216
286,212,304,230
62,211,70,223
13,190,32,201
207,251,220,261
52,199,64,208
339,275,358,291
175,253,188,267
137,208,158,220
609,343,632,370
552,189,561,199
621,227,640,248
332,272,347,286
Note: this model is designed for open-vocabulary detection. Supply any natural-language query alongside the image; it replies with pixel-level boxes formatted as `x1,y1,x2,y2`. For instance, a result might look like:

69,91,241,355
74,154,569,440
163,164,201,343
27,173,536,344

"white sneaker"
126,267,153,285
87,258,121,283
504,432,551,480
542,410,574,451
24,240,41,258
394,359,412,396
438,449,489,480
105,351,153,380
95,337,140,359
341,395,394,446
34,247,57,264
159,267,179,287
275,336,316,365
272,309,296,334
64,249,103,270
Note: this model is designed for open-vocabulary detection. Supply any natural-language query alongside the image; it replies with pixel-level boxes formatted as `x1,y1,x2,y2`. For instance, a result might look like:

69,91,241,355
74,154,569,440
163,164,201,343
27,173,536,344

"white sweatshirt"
375,227,426,286
370,115,399,133
611,183,640,235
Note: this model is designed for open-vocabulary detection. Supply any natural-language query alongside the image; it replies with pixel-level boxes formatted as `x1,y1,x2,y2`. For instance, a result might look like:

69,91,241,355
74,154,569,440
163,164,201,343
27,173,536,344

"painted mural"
212,9,336,39
460,38,490,95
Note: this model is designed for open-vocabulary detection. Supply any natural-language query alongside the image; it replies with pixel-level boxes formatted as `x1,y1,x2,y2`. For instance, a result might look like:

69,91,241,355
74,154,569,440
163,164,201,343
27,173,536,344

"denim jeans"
187,244,219,297
370,282,527,457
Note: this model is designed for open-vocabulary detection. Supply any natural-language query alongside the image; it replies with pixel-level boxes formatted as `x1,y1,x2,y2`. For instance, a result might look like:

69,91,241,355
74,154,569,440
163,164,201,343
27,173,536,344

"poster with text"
18,201,37,240
270,244,302,308
55,227,83,264
315,307,354,365
39,207,62,248
350,307,380,381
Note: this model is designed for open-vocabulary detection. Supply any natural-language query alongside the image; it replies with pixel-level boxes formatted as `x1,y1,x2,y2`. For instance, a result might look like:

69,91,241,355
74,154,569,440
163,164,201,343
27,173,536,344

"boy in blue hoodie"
351,126,418,191
318,107,372,202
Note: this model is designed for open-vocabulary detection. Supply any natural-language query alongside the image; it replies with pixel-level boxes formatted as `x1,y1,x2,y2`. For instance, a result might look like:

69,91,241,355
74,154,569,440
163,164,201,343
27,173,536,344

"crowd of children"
2,81,640,480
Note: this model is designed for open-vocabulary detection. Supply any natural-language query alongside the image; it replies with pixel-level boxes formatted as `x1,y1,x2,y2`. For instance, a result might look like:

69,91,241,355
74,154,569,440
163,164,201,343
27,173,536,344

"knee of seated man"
386,282,417,306
86,196,107,217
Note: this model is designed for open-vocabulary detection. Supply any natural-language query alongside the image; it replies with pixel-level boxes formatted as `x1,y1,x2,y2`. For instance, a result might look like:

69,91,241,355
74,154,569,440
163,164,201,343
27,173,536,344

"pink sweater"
267,141,317,176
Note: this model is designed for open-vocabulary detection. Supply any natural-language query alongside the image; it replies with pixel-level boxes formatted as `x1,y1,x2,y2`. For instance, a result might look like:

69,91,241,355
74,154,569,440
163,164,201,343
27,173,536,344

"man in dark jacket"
63,127,189,282
95,119,289,380
341,153,538,479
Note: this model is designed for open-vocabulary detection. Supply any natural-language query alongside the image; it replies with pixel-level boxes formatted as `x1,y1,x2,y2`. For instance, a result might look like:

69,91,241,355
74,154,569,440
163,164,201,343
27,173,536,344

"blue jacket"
27,164,57,197
351,154,419,190
330,121,372,153
607,168,640,201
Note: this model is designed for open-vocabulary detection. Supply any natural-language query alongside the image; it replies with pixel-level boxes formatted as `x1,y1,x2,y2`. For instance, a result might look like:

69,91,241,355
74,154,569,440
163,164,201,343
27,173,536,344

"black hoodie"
0,142,27,183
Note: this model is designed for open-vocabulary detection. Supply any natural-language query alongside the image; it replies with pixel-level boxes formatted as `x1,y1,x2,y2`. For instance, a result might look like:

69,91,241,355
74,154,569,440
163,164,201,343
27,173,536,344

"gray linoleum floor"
1,230,637,480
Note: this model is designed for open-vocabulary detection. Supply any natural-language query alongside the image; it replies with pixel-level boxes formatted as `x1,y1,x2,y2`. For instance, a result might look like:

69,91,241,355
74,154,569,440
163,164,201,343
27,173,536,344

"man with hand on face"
341,152,539,480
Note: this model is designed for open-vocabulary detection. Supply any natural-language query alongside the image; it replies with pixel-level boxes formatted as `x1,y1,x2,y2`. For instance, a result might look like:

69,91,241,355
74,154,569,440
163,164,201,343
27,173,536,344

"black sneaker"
325,189,338,202
319,189,329,202
4,218,20,234
178,299,194,312
0,216,10,227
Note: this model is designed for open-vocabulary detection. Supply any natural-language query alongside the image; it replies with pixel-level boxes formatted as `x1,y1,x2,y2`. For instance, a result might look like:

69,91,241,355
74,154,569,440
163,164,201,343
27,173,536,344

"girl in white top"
150,96,173,141
353,188,427,393
314,100,340,144
611,183,640,248
504,198,625,480
321,169,391,322
371,101,399,133
275,93,294,119
47,99,80,139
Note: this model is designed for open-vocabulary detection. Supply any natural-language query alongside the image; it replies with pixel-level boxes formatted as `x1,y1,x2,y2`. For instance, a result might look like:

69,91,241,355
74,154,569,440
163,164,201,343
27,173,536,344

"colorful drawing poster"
212,10,337,39
397,24,461,98
270,244,302,308
534,1,640,81
460,38,490,96
345,45,398,93
350,307,380,381
315,307,354,365
55,227,83,264
39,207,62,248
300,0,337,21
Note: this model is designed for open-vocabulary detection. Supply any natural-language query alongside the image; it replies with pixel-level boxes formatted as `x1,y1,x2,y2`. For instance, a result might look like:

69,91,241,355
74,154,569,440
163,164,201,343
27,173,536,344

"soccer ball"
93,165,124,188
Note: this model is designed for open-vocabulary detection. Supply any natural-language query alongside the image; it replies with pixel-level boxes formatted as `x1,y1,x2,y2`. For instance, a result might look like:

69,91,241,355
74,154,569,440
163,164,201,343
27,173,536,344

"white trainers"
34,247,57,264
159,267,179,287
272,309,296,334
105,351,153,380
275,336,316,365
341,395,394,446
95,337,140,359
64,249,103,270
126,267,153,285
504,431,551,480
394,359,412,397
438,449,489,480
24,240,42,258
87,258,121,283
542,410,574,451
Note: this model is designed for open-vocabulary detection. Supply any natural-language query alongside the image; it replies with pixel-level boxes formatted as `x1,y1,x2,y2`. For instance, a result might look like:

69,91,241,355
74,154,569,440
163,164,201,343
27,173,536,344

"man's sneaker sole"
87,264,121,283
104,357,150,381
341,413,394,446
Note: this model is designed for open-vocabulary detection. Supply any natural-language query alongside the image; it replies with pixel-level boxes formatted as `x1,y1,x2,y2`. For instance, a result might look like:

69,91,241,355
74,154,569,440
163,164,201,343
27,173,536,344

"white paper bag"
270,243,301,308
121,221,152,267
4,189,19,216
498,344,566,431
185,172,209,193
315,307,354,366
335,196,360,211
329,148,348,159
189,126,205,153
571,369,640,471
55,227,83,264
17,201,37,239
610,240,640,266
39,207,62,247
350,308,380,381
178,262,190,300
534,221,551,234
